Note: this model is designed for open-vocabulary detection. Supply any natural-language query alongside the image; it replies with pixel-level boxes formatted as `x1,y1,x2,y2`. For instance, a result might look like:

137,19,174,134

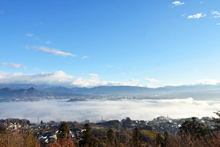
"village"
0,115,214,146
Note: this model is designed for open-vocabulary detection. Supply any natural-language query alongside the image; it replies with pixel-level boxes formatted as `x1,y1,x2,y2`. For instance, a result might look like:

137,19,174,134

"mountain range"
0,87,91,98
0,84,219,100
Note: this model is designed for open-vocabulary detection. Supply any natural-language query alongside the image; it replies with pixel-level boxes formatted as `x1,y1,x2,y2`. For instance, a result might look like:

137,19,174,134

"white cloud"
163,83,195,87
163,79,220,87
217,23,220,25
0,70,219,88
211,11,220,18
0,71,74,85
26,46,77,57
197,79,220,85
200,2,203,4
143,78,160,83
89,73,98,79
212,11,220,15
0,62,28,70
70,78,143,88
172,1,185,6
46,41,51,44
188,12,206,19
25,33,33,37
82,56,88,59
0,71,145,88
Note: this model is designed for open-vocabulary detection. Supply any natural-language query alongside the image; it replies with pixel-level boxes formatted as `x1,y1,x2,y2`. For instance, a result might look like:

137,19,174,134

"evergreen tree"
163,132,170,147
58,121,69,138
155,133,164,147
179,117,208,138
212,111,220,131
121,117,132,129
81,123,93,147
132,127,142,147
107,129,118,147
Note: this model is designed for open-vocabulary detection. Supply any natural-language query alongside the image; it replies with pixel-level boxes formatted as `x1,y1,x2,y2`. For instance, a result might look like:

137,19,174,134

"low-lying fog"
0,98,220,123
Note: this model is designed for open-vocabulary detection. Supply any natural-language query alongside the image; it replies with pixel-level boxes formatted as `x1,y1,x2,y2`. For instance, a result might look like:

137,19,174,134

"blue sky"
0,0,220,88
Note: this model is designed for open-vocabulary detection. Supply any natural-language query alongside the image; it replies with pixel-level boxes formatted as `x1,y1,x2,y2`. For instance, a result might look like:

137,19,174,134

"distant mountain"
0,87,93,98
0,84,219,100
71,86,153,95
0,84,53,90
0,87,52,97
43,86,75,93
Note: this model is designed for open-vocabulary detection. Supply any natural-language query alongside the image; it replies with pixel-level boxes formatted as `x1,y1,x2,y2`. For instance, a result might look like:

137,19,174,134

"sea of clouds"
0,98,220,123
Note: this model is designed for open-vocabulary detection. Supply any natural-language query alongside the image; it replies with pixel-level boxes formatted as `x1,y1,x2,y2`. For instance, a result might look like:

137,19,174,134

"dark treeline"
1,112,220,147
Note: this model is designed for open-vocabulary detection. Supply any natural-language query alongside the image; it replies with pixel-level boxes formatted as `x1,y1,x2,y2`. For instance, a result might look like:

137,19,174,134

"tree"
107,129,118,147
179,117,208,138
80,123,93,147
155,133,164,147
58,121,69,138
132,127,142,147
107,129,114,145
212,111,220,131
163,132,170,147
121,117,132,129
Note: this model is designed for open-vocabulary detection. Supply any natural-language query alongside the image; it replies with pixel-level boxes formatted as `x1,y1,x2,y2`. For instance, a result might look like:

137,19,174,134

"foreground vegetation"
1,112,220,147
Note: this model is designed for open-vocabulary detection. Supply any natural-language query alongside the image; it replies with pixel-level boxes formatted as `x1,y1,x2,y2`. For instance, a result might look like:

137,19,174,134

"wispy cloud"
25,33,33,37
89,73,98,79
0,71,219,88
82,56,89,59
107,65,121,69
217,23,220,25
0,62,41,71
46,41,51,44
107,65,114,68
128,79,139,83
81,73,86,76
0,62,28,70
143,78,160,83
182,13,187,17
0,71,74,86
70,78,143,88
26,46,76,57
211,11,220,18
0,71,144,88
163,79,220,87
188,12,206,19
172,1,185,6
197,79,220,85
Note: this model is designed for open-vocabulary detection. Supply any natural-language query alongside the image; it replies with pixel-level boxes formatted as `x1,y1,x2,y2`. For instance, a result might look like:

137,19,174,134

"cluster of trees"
1,112,220,147
0,125,40,147
55,117,220,147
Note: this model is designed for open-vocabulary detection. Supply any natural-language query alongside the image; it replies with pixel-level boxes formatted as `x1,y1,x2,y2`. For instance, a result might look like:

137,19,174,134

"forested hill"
0,84,220,99
0,87,91,98
0,87,52,97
